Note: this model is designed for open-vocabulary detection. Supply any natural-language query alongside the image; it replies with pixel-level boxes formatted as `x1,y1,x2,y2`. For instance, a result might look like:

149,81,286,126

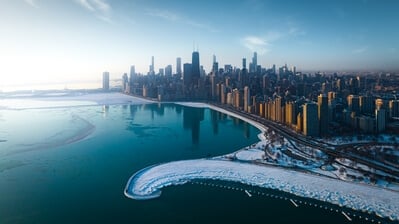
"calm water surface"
0,103,373,223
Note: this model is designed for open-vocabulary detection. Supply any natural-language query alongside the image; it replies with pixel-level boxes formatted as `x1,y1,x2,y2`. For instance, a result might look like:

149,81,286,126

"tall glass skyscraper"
191,51,200,85
176,57,182,76
183,63,192,86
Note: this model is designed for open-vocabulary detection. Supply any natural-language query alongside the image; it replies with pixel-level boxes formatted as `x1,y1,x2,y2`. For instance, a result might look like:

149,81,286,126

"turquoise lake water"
0,103,382,223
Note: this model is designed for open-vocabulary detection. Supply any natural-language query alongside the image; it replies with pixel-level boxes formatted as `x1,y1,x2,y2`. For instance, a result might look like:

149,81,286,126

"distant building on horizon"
102,71,110,91
165,65,172,77
176,57,182,77
130,65,135,78
149,56,155,75
129,65,135,85
250,52,257,73
122,73,128,92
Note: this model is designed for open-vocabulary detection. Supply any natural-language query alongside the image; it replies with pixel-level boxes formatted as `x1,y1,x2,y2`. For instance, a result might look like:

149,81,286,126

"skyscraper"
360,95,374,114
389,100,399,118
149,56,155,75
122,73,128,92
183,63,192,86
347,95,360,114
130,65,135,78
176,57,182,76
318,94,329,136
212,54,218,75
102,71,109,91
244,86,250,112
129,65,135,85
375,108,386,133
250,52,257,73
253,52,257,68
303,102,319,137
191,51,200,85
165,65,172,77
242,58,247,69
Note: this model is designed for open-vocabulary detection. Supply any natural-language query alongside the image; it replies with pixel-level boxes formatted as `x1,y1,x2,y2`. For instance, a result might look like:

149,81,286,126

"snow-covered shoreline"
125,159,398,221
127,101,399,221
2,93,397,220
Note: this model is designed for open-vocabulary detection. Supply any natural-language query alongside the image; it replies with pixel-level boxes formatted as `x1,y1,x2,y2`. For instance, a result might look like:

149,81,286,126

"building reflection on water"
124,103,252,144
210,110,219,135
243,122,250,139
183,106,204,144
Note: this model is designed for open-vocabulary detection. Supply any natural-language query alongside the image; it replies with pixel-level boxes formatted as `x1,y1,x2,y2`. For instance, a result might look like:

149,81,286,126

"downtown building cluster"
110,51,399,138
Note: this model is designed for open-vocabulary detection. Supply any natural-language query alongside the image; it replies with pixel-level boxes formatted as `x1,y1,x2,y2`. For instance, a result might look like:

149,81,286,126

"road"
212,103,399,177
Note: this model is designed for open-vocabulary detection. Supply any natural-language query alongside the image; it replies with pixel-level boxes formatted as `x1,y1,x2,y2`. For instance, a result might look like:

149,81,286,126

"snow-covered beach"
125,158,399,221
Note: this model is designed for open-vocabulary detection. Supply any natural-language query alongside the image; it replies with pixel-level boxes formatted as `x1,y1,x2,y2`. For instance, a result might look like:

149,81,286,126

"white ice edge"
125,159,399,221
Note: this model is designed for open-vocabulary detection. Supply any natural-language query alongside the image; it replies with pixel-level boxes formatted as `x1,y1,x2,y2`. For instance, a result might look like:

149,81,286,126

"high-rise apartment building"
347,95,360,114
375,108,386,133
244,86,250,112
389,100,399,118
303,102,319,137
318,94,329,136
176,57,182,76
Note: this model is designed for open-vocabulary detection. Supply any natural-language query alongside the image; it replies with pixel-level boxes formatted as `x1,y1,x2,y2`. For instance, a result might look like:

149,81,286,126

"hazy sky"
1,0,399,86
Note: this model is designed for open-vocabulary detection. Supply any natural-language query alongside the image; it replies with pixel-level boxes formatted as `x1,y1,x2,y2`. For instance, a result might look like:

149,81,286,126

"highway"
212,103,399,177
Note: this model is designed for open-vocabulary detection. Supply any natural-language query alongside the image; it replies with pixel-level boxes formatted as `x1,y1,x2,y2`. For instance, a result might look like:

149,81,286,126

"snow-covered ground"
235,148,265,161
323,135,399,145
174,102,208,108
125,158,399,221
0,92,153,110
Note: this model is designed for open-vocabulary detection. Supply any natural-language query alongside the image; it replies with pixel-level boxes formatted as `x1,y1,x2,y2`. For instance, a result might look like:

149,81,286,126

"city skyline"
1,0,399,87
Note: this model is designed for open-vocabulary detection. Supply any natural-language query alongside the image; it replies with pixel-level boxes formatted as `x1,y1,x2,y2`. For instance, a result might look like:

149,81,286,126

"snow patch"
236,148,264,161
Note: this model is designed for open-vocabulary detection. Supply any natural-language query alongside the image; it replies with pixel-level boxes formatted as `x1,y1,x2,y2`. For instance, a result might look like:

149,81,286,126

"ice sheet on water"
0,112,95,157
0,92,153,110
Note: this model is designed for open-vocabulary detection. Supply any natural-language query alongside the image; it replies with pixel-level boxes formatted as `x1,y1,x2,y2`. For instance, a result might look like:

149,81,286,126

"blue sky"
1,0,398,86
